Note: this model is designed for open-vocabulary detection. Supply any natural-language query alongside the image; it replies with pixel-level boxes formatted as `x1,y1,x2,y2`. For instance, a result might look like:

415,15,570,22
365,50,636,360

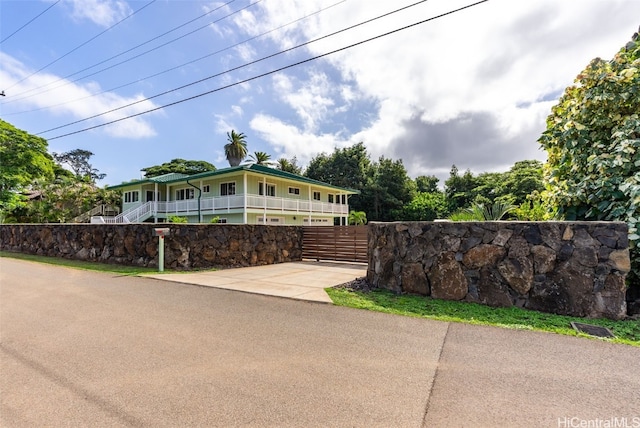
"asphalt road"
1,258,639,427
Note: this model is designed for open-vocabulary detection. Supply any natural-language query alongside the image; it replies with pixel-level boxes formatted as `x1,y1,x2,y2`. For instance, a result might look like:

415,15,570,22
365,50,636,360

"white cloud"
0,53,159,139
250,113,352,163
234,0,640,178
64,0,132,27
272,71,335,132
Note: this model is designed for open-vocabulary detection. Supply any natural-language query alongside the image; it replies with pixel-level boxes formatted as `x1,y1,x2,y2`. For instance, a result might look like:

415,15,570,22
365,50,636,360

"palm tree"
246,151,275,166
224,130,248,167
348,210,367,226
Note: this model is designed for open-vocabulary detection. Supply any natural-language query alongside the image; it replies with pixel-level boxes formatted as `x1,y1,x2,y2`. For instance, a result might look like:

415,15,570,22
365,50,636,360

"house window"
313,191,321,201
259,182,276,197
220,182,236,196
146,191,160,202
203,185,210,193
341,194,346,204
288,187,300,195
124,191,139,203
175,188,195,200
328,194,334,203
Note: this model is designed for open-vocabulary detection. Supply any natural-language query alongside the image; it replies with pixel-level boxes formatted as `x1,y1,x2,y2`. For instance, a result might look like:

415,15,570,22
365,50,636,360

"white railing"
102,202,153,224
96,194,348,223
244,194,347,214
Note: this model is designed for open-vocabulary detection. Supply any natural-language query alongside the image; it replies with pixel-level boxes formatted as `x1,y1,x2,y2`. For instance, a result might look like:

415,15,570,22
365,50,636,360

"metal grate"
570,322,615,338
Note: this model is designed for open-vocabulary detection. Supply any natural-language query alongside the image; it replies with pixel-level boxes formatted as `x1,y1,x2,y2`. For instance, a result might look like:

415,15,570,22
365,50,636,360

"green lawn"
0,251,159,275
326,287,640,347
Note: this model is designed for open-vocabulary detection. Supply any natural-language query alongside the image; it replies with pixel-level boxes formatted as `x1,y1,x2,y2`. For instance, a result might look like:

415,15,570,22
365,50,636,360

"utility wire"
44,0,489,141
5,0,157,92
0,0,60,44
3,0,346,117
38,0,432,135
4,0,238,103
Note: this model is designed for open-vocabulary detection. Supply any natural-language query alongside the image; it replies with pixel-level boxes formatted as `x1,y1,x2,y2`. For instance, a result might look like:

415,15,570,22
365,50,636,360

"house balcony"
160,194,348,216
99,194,349,223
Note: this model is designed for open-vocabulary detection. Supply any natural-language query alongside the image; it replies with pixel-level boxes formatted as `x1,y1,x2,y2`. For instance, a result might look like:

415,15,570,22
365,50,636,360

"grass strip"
326,287,640,347
0,251,159,276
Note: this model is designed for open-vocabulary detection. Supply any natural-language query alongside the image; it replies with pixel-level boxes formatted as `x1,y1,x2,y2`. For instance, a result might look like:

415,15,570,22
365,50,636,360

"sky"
1,0,639,187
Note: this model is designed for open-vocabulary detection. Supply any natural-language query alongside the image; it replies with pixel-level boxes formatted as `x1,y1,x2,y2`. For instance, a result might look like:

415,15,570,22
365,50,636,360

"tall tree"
52,149,106,183
444,165,479,212
141,159,216,178
0,119,55,218
500,160,544,205
276,156,302,175
305,142,371,212
415,175,440,193
363,156,416,222
224,130,248,167
539,28,640,287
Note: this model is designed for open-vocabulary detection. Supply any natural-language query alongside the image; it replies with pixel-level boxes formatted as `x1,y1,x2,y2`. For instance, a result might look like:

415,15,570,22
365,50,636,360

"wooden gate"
302,226,368,263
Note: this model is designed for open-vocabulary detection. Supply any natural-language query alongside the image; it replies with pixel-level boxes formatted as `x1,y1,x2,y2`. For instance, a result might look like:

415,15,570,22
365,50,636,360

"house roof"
108,164,359,194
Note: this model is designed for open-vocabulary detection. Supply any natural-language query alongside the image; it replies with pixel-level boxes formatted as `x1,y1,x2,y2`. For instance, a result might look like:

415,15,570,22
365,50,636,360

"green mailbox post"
153,228,170,272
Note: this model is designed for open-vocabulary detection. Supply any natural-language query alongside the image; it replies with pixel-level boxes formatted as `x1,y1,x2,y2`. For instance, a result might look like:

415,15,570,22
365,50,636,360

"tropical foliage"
539,28,640,285
450,201,516,221
0,119,118,223
401,192,449,221
0,119,55,218
246,151,275,166
348,210,367,225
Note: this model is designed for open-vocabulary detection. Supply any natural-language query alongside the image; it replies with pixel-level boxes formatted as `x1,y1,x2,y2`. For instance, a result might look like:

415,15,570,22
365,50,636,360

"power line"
5,0,157,92
3,0,239,104
0,0,60,44
38,0,433,135
44,0,489,141
2,0,346,117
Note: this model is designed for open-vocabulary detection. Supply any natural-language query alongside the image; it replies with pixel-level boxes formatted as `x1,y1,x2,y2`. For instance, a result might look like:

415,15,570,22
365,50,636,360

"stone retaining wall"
0,224,303,269
367,221,630,319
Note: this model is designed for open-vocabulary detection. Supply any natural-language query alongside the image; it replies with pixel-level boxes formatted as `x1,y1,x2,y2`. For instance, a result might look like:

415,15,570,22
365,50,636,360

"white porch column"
243,173,247,224
154,182,158,223
262,176,267,224
308,184,312,225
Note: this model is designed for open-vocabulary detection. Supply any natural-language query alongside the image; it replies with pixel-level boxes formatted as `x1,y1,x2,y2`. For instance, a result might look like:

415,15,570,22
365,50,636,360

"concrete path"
144,261,367,303
2,258,639,427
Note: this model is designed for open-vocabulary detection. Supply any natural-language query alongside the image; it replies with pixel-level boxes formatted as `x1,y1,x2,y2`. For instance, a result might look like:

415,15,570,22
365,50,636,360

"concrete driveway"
144,261,367,303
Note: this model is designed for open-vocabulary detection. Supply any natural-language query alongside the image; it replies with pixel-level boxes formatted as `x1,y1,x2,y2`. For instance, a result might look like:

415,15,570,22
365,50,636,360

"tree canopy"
0,119,55,216
52,149,106,183
539,27,640,283
141,158,216,178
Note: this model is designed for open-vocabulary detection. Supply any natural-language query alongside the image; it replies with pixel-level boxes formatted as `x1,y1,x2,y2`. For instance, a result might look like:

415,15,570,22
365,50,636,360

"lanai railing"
92,194,348,223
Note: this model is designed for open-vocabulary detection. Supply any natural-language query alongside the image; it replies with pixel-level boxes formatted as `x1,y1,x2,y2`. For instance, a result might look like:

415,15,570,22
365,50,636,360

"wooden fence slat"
302,226,367,263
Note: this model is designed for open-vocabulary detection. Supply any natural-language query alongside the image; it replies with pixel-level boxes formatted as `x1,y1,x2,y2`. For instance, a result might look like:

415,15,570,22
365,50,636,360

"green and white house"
96,164,357,225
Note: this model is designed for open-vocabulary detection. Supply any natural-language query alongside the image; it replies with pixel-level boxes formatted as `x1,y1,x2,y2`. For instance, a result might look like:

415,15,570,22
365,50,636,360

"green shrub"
168,215,188,223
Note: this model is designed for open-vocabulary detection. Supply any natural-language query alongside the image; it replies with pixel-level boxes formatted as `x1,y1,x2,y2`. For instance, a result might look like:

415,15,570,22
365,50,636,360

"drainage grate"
570,322,615,338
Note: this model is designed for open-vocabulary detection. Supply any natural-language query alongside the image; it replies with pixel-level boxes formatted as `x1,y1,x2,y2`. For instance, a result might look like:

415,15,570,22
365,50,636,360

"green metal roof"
107,164,359,193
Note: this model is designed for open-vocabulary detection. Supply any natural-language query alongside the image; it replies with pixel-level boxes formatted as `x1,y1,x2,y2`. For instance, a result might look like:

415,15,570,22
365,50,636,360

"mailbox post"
153,228,170,272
